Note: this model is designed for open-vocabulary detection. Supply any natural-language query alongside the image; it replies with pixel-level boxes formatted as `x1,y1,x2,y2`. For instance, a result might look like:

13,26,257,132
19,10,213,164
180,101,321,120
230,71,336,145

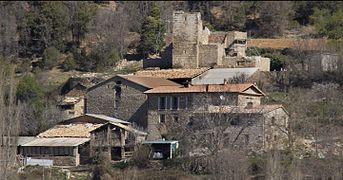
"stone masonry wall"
146,94,191,140
199,44,220,67
86,77,148,128
172,11,201,68
146,92,239,140
263,108,288,150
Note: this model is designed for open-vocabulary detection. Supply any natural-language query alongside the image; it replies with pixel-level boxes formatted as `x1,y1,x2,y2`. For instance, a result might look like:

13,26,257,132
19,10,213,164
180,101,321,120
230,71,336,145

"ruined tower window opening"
159,114,166,123
271,117,276,125
158,96,167,110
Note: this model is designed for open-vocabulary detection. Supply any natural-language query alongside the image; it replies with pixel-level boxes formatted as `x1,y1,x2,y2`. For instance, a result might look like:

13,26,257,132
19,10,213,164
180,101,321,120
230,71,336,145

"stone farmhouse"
144,83,288,150
86,75,179,128
57,73,111,118
85,75,288,150
18,114,146,166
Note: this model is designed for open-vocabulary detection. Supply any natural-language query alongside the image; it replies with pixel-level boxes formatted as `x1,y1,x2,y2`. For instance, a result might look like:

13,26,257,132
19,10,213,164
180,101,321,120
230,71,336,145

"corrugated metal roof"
86,114,131,125
192,68,258,84
143,140,178,144
134,68,210,79
144,84,264,95
21,138,90,147
18,136,36,146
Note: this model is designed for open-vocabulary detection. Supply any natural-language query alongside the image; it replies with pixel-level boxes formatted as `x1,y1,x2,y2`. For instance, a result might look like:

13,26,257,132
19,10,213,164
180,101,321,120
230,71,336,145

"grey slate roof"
191,68,258,84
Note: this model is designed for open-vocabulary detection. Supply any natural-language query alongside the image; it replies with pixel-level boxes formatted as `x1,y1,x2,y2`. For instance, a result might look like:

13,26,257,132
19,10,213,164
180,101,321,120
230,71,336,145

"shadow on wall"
143,44,173,69
129,100,148,129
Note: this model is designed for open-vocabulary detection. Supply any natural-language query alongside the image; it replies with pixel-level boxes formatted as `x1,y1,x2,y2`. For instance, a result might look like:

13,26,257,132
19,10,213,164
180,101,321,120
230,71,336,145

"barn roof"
37,123,103,138
88,75,180,91
21,138,90,147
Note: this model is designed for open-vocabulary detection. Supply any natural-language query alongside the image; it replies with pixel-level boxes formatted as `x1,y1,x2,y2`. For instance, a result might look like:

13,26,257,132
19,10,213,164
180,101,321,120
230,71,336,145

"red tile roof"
144,83,264,95
135,68,210,79
88,75,180,91
209,32,227,44
119,75,180,89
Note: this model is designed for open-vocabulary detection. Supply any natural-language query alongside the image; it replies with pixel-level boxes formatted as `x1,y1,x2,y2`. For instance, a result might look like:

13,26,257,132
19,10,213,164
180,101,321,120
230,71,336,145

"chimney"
184,80,190,88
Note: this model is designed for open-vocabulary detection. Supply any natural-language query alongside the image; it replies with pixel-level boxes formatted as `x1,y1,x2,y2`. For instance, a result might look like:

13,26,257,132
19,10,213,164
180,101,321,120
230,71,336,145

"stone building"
144,83,288,150
144,84,265,139
161,11,270,71
86,75,179,128
58,74,111,118
18,114,147,166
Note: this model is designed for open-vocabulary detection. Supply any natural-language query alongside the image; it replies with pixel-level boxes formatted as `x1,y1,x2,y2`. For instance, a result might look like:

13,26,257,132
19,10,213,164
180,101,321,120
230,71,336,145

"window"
158,97,166,110
173,116,179,123
171,96,179,110
244,134,249,145
159,114,165,123
114,81,122,110
271,117,276,125
185,96,189,109
230,117,240,125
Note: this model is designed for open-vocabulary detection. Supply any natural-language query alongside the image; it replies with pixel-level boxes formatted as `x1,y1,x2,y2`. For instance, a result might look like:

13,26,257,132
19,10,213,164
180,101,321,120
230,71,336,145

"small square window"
173,116,179,123
159,114,165,123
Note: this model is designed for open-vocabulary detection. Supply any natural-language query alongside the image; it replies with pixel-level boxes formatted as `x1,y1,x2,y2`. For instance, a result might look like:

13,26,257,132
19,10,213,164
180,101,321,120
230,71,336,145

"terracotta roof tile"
119,75,180,88
144,83,264,95
135,68,210,79
209,32,227,44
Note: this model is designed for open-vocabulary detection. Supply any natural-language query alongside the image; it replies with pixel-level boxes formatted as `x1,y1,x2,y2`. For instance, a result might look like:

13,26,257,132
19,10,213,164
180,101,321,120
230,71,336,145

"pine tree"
137,3,166,57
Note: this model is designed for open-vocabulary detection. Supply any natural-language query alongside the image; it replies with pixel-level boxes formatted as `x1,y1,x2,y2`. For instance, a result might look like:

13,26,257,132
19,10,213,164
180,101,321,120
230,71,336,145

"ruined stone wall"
143,45,173,69
199,44,220,67
86,78,148,128
200,27,210,44
263,108,289,150
74,99,85,117
252,56,270,71
172,11,202,68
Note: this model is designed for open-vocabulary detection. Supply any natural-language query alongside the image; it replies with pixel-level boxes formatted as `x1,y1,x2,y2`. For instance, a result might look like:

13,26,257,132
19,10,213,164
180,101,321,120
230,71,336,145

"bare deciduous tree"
0,62,21,179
